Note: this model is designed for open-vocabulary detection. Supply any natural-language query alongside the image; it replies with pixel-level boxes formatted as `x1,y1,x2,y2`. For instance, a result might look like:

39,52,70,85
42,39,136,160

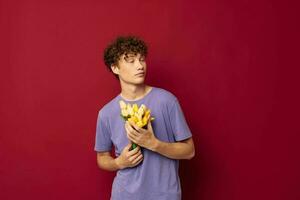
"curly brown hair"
103,35,148,79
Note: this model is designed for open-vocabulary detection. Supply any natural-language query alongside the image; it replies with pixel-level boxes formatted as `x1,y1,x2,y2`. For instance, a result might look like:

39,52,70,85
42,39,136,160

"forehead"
123,52,144,58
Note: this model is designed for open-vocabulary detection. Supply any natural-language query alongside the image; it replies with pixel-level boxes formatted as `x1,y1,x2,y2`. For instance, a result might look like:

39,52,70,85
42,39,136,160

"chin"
133,79,145,85
135,81,145,85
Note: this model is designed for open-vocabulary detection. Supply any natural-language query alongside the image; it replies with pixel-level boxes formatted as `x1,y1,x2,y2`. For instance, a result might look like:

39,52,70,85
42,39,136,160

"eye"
124,57,134,63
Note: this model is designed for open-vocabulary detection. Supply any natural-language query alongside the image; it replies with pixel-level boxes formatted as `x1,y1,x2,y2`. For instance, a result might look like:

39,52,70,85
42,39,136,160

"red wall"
1,0,299,199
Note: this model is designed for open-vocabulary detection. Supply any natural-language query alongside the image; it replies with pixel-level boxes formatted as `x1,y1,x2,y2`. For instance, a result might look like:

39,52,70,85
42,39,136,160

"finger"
134,156,143,166
129,149,140,158
127,131,138,145
128,129,140,140
133,155,143,166
125,123,131,133
125,125,130,135
125,125,137,139
129,150,141,161
132,154,143,165
129,121,142,133
129,123,141,135
147,121,153,132
146,114,150,124
134,160,143,167
123,142,133,152
124,143,132,151
128,145,140,156
127,122,139,135
126,124,140,137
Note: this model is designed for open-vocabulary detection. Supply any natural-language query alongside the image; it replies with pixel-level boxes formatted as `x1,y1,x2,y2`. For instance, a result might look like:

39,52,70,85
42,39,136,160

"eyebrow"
125,54,136,57
124,54,145,59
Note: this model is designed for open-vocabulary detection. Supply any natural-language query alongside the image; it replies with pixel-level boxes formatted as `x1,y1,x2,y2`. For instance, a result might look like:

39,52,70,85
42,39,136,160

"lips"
135,72,144,76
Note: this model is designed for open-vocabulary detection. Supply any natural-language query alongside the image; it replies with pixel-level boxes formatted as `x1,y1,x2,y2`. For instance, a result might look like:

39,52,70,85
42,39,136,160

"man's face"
112,53,147,85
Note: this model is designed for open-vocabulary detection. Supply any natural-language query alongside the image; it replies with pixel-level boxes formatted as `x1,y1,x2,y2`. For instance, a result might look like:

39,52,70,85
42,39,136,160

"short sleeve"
94,110,112,152
169,98,193,141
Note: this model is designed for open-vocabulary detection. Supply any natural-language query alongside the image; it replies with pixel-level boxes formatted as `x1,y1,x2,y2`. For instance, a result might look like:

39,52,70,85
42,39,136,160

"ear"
111,64,119,75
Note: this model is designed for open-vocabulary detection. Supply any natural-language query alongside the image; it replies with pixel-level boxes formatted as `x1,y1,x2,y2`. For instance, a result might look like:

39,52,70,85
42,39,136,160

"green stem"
131,143,137,150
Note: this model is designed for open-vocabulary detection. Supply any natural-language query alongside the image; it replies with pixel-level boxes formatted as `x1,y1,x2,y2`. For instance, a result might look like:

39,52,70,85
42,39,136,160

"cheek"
124,70,133,77
119,68,130,77
125,69,135,76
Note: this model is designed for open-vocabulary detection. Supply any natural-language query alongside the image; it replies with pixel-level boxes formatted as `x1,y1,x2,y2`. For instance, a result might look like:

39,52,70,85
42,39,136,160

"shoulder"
151,86,179,112
97,94,120,120
152,86,178,103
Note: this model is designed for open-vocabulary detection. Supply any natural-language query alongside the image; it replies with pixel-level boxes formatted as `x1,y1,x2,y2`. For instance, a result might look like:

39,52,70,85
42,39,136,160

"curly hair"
103,35,148,79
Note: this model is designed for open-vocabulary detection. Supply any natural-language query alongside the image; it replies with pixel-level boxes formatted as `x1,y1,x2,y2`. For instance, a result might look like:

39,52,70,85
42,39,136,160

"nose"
135,60,144,70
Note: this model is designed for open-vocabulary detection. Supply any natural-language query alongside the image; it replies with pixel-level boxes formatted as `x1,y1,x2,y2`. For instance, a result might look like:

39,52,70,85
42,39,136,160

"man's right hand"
115,143,143,170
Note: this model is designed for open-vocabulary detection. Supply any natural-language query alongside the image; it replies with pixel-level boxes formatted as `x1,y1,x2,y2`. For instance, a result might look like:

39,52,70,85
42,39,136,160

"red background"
1,0,300,199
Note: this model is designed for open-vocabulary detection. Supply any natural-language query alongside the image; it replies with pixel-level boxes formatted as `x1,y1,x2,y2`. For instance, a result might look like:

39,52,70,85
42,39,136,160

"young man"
94,35,195,200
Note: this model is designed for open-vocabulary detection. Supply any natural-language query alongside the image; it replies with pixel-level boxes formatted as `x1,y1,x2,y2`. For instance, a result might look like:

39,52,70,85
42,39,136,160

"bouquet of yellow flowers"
119,100,155,150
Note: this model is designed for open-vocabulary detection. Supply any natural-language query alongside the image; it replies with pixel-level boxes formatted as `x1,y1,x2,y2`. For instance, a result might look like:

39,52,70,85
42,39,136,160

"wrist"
150,138,160,152
115,156,124,170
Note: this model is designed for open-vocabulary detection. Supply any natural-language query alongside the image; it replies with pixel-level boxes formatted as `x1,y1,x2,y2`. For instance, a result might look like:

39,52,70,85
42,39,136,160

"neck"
120,82,151,101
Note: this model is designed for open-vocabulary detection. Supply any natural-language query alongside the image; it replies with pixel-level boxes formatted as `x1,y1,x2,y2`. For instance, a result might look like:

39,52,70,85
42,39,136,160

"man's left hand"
125,120,158,151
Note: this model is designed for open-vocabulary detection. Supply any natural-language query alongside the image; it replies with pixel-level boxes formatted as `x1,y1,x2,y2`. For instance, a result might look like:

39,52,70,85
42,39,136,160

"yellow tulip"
136,121,144,127
127,104,134,116
121,109,128,117
119,100,155,150
119,100,127,110
133,104,139,113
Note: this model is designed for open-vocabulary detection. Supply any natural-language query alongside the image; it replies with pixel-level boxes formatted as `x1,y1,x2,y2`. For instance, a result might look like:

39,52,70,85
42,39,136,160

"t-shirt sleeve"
94,110,112,152
169,98,193,141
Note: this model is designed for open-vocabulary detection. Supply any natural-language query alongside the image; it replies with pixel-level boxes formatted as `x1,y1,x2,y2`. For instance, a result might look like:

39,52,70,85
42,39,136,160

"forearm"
151,138,195,160
97,155,120,172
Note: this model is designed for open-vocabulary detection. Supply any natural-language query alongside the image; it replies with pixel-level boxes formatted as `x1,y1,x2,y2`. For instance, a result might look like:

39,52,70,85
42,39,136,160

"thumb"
125,142,132,150
147,121,153,132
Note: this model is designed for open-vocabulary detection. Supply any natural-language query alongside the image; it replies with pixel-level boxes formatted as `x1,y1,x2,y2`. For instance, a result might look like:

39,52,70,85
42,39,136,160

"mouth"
135,72,145,76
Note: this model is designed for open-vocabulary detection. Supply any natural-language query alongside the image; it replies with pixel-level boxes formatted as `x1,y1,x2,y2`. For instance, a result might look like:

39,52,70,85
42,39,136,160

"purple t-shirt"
94,86,192,200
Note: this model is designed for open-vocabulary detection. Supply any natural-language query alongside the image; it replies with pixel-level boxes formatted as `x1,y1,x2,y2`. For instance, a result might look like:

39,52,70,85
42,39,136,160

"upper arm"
94,111,113,152
97,151,111,162
168,98,193,141
97,151,111,158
